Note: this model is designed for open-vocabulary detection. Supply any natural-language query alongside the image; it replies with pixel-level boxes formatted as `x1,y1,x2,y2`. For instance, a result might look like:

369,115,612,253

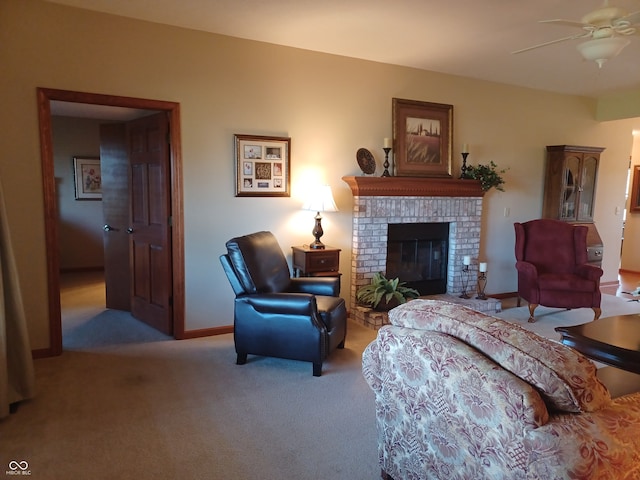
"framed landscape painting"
392,98,453,177
234,134,291,197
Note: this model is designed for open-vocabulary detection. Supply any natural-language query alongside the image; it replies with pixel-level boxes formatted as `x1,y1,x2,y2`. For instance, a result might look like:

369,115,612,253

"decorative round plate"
356,148,376,175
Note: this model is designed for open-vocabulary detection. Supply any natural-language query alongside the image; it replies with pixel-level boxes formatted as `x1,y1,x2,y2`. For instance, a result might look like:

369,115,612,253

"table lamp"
302,185,338,249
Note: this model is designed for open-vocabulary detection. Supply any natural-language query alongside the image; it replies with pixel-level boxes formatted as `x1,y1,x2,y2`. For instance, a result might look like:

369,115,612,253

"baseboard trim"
60,266,104,273
180,325,233,339
488,292,518,299
32,347,57,359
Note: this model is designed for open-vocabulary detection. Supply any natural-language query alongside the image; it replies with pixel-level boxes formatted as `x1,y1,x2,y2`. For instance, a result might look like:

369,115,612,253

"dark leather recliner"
220,231,347,376
514,219,603,322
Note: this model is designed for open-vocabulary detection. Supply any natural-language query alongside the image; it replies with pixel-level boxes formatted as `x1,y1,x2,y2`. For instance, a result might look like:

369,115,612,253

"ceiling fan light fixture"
576,36,631,67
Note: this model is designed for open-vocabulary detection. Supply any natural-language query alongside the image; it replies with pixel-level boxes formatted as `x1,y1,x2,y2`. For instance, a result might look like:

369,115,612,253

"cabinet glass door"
560,155,580,220
578,155,598,221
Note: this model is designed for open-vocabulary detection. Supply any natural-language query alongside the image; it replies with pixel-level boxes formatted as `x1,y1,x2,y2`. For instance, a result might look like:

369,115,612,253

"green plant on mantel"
465,161,507,192
356,272,420,311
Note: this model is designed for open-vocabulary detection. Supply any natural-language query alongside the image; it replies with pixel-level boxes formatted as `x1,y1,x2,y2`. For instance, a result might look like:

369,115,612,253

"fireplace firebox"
386,223,449,295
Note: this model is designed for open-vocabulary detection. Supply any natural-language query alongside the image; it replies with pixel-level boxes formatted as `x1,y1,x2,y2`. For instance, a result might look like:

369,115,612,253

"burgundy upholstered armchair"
514,219,603,322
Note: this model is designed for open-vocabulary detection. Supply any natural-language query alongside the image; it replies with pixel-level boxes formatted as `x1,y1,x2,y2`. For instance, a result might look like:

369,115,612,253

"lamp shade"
302,185,338,213
576,37,630,68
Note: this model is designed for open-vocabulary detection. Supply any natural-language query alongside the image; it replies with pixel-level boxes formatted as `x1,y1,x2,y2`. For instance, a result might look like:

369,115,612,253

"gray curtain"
0,180,35,419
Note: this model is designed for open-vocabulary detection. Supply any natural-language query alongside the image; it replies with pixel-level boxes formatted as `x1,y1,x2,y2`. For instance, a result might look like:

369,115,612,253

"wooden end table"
291,245,341,278
555,314,640,374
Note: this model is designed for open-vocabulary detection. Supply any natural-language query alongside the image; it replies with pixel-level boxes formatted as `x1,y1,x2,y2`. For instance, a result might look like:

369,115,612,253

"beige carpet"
494,294,640,342
1,273,380,480
3,272,638,479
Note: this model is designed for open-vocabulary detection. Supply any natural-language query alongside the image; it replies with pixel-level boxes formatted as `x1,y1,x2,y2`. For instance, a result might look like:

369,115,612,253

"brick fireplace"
342,176,486,327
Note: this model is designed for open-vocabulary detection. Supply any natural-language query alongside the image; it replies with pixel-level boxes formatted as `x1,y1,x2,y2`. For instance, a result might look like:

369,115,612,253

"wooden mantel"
342,176,485,197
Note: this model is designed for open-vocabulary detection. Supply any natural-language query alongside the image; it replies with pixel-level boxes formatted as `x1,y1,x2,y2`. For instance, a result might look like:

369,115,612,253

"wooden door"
127,112,173,335
100,123,131,311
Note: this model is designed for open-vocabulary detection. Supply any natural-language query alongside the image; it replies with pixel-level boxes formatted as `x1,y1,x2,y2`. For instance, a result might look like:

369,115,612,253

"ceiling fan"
513,1,640,67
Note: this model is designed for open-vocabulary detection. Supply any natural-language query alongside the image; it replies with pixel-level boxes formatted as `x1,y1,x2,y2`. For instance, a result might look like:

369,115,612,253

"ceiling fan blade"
539,19,591,28
511,32,591,54
615,10,640,26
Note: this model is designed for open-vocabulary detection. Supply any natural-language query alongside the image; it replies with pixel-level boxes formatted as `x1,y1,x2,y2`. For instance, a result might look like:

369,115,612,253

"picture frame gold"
392,98,453,177
630,165,640,213
234,134,291,197
73,157,102,200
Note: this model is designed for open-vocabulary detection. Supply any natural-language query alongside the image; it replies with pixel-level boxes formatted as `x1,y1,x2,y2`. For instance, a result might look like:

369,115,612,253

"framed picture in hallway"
392,98,453,178
73,157,102,200
630,165,640,213
234,134,291,197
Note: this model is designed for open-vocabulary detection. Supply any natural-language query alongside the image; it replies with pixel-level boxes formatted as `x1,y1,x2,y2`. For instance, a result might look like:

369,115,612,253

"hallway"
60,270,170,350
601,270,640,299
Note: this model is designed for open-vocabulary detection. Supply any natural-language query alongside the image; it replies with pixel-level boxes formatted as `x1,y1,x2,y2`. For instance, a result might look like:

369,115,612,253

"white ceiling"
46,0,640,99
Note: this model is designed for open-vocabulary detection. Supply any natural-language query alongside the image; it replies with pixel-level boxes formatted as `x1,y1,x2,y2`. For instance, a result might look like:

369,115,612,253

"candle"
383,138,392,148
479,262,487,272
462,143,469,153
463,255,471,266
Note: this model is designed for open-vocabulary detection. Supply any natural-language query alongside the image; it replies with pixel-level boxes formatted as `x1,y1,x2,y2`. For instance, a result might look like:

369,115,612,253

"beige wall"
597,92,640,121
2,0,639,350
621,133,640,272
52,116,105,270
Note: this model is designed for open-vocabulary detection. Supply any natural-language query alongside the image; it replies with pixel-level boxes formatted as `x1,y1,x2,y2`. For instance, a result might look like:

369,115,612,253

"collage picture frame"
234,134,291,197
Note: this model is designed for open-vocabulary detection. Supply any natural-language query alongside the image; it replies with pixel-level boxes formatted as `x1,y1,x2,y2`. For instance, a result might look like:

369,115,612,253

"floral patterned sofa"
362,299,640,480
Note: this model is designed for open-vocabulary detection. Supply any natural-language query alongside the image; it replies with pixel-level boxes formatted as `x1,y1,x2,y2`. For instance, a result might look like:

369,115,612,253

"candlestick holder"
459,265,470,299
476,271,487,300
382,147,392,177
460,152,470,179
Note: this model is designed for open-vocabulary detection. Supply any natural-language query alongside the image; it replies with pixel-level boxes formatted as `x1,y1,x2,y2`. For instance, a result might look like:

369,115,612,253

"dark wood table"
556,314,640,398
555,313,640,374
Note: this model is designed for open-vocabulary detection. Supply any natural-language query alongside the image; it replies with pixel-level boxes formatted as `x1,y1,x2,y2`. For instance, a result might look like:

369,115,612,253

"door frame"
37,87,185,356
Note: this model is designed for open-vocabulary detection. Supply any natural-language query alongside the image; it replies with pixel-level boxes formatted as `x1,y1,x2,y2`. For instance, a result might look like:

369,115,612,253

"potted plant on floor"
356,272,420,311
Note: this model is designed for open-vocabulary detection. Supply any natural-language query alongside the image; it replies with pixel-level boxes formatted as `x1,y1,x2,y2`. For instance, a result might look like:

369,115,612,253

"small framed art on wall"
73,157,102,200
234,134,291,197
630,165,640,213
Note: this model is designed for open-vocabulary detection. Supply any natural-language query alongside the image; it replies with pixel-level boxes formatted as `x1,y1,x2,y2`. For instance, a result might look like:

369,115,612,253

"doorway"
37,88,185,356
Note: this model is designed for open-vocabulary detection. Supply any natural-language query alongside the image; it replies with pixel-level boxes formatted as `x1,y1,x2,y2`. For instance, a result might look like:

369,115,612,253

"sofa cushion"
539,273,597,292
388,299,611,413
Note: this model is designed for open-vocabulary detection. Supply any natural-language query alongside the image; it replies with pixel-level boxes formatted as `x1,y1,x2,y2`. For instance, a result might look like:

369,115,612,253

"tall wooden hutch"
542,145,604,267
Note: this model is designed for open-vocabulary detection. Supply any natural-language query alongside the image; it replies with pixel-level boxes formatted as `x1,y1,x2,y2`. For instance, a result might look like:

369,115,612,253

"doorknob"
103,224,114,232
127,228,134,234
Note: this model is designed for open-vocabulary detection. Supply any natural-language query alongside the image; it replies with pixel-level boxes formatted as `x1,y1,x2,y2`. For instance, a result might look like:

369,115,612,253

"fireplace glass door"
386,223,449,295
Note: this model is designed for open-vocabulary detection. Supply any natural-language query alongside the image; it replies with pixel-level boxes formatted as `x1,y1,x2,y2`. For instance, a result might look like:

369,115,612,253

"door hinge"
168,296,173,307
166,131,171,145
168,216,173,227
